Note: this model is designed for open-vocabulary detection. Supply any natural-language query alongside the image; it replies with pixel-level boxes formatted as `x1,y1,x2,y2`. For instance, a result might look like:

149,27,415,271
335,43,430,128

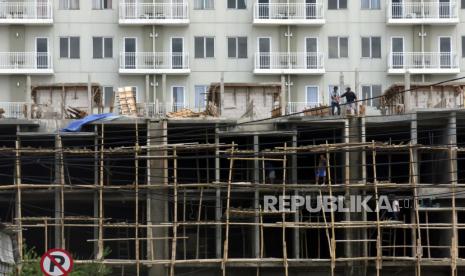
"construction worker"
315,154,327,185
341,87,357,115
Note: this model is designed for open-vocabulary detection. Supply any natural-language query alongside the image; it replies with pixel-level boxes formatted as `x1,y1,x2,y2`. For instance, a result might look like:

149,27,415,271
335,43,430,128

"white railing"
254,3,324,21
255,52,324,70
286,102,320,114
120,52,189,70
0,102,27,118
0,1,52,21
119,2,188,21
0,52,52,70
388,52,458,70
388,1,457,20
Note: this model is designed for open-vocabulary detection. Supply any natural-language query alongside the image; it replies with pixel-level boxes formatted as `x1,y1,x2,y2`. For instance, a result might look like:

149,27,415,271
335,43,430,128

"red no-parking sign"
40,249,74,276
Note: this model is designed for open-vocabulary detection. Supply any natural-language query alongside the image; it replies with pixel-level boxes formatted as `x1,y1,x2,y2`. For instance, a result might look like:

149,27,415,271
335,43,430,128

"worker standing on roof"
341,87,357,115
331,86,341,116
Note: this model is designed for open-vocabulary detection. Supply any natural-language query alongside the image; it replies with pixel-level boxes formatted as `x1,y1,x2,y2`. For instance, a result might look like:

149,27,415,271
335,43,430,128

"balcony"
254,52,325,74
119,1,189,25
119,52,190,74
253,2,324,25
387,52,459,74
0,1,53,24
387,0,458,25
0,52,53,74
0,102,27,119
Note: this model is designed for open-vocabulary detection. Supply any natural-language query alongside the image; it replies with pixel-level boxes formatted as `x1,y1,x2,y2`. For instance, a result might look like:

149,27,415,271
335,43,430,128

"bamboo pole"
282,143,288,276
222,143,235,276
372,141,382,276
170,147,178,276
98,124,104,259
409,144,422,276
15,138,23,261
450,146,458,276
135,122,140,276
326,141,336,276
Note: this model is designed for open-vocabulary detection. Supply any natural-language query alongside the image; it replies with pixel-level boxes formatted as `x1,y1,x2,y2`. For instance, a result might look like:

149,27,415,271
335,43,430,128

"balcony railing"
254,52,324,74
286,102,320,115
253,3,324,24
0,1,53,24
0,102,27,119
388,1,458,24
388,52,459,74
0,52,53,74
119,52,190,74
119,2,189,24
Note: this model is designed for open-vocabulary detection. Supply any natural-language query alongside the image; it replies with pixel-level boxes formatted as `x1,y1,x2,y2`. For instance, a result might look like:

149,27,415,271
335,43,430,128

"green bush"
10,247,112,276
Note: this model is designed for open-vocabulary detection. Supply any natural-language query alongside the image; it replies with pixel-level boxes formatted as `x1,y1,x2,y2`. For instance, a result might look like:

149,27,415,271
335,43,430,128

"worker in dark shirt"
341,87,357,115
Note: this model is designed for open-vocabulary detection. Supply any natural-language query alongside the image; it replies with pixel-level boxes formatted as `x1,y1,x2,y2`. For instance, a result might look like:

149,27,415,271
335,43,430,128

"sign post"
40,249,73,276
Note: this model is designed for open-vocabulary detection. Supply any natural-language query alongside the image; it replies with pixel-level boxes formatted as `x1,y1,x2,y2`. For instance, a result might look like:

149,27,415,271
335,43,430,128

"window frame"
194,0,214,10
93,37,113,59
361,84,382,107
194,36,215,59
227,36,248,59
171,86,186,106
59,36,80,59
361,0,380,10
59,0,80,10
328,36,349,59
227,0,247,10
103,86,114,107
92,0,112,10
194,85,208,109
328,0,347,10
361,36,381,59
305,85,320,107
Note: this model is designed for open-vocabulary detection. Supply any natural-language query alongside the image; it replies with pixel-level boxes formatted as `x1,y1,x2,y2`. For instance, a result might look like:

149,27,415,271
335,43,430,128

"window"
361,0,380,9
195,85,208,109
462,36,465,57
361,37,381,58
93,37,113,59
195,37,215,58
306,86,319,107
362,85,382,107
194,0,214,10
228,37,247,58
92,0,112,9
59,0,79,10
328,0,347,10
60,37,80,59
103,86,114,107
228,0,246,9
328,37,348,58
462,0,465,9
172,86,185,111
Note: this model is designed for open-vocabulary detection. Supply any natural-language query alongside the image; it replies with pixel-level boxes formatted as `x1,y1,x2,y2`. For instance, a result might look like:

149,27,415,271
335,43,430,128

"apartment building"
0,0,463,118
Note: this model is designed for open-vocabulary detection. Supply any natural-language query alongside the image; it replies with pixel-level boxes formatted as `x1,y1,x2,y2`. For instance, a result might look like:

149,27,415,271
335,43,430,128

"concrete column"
145,75,150,104
26,75,31,119
281,75,286,115
87,74,92,114
220,72,224,115
162,74,167,110
404,71,411,112
54,134,62,248
253,135,260,258
148,120,168,276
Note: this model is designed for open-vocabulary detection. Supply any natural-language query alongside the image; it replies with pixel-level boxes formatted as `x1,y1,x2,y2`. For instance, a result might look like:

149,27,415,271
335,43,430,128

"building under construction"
1,83,465,276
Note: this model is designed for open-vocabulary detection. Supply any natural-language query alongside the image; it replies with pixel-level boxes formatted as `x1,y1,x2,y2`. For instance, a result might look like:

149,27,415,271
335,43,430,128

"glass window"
362,85,382,107
362,0,380,9
103,86,114,107
59,0,79,10
92,0,112,9
361,37,381,58
462,36,465,57
93,37,113,59
60,37,80,59
361,37,370,58
228,0,246,9
194,0,214,10
228,37,247,59
195,37,204,58
306,86,319,107
339,37,348,58
195,37,214,58
206,37,215,58
329,0,347,10
195,85,208,108
328,37,338,58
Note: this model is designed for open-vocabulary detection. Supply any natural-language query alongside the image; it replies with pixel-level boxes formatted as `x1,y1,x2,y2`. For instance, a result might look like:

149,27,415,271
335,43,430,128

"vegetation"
10,247,112,276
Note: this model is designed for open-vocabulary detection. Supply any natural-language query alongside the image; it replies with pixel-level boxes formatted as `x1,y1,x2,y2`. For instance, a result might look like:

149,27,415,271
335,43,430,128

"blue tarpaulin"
62,113,118,132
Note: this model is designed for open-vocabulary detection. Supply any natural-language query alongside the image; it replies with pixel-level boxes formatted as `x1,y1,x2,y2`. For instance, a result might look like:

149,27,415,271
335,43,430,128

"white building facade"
0,0,464,116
